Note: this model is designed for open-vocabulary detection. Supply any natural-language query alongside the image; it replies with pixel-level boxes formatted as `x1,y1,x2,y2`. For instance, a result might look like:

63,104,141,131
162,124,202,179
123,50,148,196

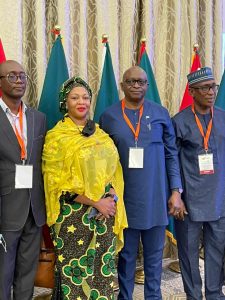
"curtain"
0,0,223,116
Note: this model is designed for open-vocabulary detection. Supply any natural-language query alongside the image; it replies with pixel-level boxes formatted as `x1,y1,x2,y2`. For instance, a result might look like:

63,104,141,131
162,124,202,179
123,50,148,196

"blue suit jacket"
173,106,225,221
100,100,182,229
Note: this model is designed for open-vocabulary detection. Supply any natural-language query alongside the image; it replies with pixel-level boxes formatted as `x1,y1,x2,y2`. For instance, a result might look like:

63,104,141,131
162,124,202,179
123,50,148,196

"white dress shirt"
0,97,27,151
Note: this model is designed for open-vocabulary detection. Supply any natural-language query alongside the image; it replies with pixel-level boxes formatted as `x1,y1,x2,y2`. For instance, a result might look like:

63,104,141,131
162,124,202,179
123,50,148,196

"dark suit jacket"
0,106,47,231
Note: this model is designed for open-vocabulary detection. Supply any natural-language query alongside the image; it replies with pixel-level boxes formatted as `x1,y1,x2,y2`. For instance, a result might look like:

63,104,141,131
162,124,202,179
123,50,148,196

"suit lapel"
0,106,21,156
26,108,34,163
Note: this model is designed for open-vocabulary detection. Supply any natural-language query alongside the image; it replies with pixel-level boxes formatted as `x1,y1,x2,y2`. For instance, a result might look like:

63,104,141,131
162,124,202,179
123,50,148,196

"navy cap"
187,67,214,86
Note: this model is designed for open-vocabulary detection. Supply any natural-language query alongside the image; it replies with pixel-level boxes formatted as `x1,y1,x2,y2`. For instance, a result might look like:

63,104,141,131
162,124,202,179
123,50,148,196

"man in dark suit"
0,60,46,300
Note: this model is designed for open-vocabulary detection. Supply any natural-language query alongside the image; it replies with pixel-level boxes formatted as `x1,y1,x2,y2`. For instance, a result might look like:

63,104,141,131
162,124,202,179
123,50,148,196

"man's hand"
168,191,188,220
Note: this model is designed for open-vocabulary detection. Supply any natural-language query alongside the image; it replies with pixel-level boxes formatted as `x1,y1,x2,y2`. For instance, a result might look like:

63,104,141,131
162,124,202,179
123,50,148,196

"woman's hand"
109,187,116,196
75,193,117,220
94,196,116,219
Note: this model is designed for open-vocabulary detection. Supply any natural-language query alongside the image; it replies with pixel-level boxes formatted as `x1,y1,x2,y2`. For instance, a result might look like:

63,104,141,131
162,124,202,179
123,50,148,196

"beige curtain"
0,0,223,116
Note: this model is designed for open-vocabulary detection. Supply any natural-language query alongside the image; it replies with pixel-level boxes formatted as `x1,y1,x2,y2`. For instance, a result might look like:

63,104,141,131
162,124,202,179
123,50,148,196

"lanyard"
191,103,213,151
14,104,26,161
121,99,143,145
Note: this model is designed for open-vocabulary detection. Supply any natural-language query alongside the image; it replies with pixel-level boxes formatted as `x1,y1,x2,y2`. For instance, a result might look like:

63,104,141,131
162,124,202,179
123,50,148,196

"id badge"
129,147,144,168
15,164,33,189
198,153,214,175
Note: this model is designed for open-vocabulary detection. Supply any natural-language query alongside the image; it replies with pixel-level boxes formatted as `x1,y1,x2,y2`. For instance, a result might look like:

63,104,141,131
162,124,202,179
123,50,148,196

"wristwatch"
171,188,183,194
113,194,118,202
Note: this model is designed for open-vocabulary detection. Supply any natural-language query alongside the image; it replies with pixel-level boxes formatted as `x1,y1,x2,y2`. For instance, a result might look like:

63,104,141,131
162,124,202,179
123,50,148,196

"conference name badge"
198,153,214,175
129,147,144,168
15,164,33,189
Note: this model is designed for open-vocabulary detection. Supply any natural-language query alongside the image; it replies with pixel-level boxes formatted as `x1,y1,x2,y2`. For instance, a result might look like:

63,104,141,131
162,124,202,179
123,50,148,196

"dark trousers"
117,226,166,300
0,211,41,300
175,216,225,300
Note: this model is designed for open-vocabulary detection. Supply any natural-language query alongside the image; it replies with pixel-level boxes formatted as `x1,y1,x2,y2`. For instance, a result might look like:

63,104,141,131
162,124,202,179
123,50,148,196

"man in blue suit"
100,66,186,300
173,67,225,300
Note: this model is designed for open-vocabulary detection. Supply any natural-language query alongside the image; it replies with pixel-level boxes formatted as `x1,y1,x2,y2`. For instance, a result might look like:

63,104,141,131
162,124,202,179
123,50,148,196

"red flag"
0,39,6,62
179,49,201,111
0,39,6,97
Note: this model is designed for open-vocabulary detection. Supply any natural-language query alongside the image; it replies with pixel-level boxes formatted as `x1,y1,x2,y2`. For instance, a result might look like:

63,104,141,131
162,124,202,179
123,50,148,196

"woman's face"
66,86,91,123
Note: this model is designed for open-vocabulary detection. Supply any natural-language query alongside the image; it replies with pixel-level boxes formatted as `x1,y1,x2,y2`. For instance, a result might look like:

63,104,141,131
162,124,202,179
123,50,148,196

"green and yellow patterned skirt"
50,193,116,300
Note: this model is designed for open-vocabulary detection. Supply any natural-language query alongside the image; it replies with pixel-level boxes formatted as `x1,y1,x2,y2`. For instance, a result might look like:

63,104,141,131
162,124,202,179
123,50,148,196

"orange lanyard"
121,99,143,145
14,104,26,161
191,103,213,151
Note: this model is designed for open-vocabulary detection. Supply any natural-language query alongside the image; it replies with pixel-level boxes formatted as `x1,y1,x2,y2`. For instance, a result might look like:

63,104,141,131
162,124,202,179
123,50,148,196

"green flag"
215,70,225,109
38,35,69,130
93,42,119,123
139,49,161,104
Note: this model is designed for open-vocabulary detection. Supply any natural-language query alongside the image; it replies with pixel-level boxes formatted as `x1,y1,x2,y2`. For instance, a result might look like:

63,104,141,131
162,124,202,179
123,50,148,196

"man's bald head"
0,60,25,75
122,66,147,82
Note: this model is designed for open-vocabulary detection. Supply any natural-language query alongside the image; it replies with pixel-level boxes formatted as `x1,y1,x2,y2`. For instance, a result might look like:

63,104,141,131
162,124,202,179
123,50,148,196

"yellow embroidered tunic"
42,117,127,252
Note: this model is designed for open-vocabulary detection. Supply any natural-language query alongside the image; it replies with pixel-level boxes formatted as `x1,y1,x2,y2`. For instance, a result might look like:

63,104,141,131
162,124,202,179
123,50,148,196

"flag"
138,40,161,104
93,37,119,122
0,39,6,63
179,48,201,111
0,38,6,97
215,69,225,109
38,34,69,130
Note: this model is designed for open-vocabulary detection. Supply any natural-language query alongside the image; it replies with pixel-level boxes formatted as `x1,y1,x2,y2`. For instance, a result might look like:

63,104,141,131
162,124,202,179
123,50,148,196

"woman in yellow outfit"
42,77,127,300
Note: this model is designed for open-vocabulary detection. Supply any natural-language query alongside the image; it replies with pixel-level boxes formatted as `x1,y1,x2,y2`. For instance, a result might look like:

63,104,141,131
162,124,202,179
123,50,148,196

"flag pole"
102,33,108,43
191,43,200,71
100,34,108,73
193,43,199,55
138,38,161,104
38,24,69,130
93,34,119,123
138,38,146,65
51,24,61,39
179,43,201,111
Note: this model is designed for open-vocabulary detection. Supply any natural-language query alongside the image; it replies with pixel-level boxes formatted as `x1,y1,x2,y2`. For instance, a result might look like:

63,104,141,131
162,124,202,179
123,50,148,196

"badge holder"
128,147,144,168
198,149,214,175
15,160,33,189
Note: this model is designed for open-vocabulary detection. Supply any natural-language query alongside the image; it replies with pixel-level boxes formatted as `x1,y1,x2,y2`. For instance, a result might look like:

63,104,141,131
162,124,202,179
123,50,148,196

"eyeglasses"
0,73,28,83
191,84,219,94
124,79,148,87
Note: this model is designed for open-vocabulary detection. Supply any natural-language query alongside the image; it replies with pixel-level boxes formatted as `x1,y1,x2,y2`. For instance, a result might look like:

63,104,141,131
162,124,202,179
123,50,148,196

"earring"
59,101,68,114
